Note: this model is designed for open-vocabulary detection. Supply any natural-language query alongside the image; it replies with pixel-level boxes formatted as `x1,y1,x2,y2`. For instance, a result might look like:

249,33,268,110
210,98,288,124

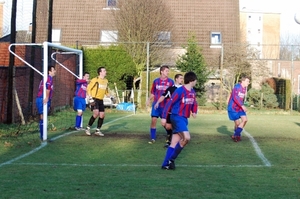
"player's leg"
164,113,173,148
85,99,100,136
36,97,43,140
228,111,240,142
149,103,159,143
74,97,83,130
161,133,181,169
162,115,189,170
235,113,247,141
95,100,105,136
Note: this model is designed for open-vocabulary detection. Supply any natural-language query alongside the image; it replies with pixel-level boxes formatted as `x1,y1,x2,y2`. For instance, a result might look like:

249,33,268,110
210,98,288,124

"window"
52,29,61,44
107,0,117,7
100,30,118,44
210,32,222,45
157,31,171,42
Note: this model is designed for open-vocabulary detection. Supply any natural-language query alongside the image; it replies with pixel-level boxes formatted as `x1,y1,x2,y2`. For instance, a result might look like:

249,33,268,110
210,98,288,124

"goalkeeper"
85,67,110,136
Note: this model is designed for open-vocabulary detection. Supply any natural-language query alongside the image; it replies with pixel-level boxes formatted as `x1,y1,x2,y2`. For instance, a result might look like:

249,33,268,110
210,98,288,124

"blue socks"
150,128,156,140
39,120,43,140
234,127,243,136
162,147,175,166
170,142,183,161
75,115,82,128
162,143,184,166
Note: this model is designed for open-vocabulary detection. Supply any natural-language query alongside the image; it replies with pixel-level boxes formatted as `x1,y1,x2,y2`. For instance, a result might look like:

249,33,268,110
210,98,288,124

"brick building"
34,0,241,63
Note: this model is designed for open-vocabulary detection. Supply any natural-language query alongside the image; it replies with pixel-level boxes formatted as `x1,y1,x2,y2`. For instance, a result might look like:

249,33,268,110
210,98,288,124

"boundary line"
11,162,266,168
244,130,271,167
0,114,134,168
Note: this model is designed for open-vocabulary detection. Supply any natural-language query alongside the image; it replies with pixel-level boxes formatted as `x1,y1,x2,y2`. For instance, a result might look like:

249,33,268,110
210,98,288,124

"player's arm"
43,89,50,104
191,94,198,118
161,92,178,126
146,93,154,106
154,87,172,109
43,80,51,104
146,81,156,106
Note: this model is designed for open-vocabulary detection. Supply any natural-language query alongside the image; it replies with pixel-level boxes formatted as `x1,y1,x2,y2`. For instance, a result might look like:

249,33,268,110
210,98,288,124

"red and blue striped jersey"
227,83,246,112
74,79,88,98
150,77,174,107
36,75,54,99
162,86,198,118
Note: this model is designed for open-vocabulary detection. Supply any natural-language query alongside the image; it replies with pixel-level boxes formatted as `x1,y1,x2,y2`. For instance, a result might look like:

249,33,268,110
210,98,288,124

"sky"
240,0,300,36
2,0,300,36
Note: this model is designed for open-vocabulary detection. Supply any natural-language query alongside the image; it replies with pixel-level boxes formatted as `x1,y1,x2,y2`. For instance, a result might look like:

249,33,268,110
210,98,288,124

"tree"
110,0,174,77
175,34,210,104
219,43,270,101
280,33,300,61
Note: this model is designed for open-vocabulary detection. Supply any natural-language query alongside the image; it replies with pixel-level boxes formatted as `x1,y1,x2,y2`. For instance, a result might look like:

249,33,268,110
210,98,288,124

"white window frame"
103,0,119,10
52,29,61,44
210,32,222,45
100,30,118,44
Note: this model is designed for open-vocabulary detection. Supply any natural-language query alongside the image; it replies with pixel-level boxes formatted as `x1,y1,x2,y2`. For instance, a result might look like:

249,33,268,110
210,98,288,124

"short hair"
184,71,197,84
240,76,250,82
160,65,169,74
174,74,183,80
83,72,89,76
97,67,105,75
48,66,55,73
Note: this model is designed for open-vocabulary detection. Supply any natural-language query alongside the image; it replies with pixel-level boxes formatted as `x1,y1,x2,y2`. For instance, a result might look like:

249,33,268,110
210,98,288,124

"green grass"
0,111,300,198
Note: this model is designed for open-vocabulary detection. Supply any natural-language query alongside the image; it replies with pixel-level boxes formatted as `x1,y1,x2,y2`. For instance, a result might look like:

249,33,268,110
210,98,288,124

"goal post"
42,42,83,141
8,42,83,141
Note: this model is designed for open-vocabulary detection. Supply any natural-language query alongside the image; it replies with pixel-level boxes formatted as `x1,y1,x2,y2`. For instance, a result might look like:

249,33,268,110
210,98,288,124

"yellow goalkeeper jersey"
87,77,109,100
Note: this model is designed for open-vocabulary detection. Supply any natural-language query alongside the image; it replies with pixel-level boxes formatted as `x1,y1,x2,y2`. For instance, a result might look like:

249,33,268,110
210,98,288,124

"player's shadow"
295,122,300,127
217,125,232,136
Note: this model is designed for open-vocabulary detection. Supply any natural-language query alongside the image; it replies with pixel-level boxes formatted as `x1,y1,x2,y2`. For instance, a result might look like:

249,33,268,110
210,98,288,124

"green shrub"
248,83,279,109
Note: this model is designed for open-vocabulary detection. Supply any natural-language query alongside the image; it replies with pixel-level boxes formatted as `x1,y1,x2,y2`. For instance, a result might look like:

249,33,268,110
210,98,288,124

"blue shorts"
73,96,86,112
228,111,246,121
151,103,163,118
170,114,188,133
36,97,51,115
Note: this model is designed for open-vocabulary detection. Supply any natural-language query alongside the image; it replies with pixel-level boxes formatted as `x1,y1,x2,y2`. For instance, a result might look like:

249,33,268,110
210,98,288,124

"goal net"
8,42,83,141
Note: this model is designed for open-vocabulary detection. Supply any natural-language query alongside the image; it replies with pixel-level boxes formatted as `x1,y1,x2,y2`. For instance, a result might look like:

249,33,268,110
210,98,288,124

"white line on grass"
0,114,134,168
243,130,272,167
11,162,267,168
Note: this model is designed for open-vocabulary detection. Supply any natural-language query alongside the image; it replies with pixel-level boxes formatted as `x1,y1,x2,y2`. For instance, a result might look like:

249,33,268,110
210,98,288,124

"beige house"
240,9,281,59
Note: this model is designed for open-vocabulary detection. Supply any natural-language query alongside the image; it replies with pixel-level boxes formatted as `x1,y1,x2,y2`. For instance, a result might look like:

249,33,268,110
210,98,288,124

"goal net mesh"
7,43,82,142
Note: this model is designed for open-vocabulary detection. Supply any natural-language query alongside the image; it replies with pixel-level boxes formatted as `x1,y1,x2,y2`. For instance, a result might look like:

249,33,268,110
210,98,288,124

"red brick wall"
0,42,78,123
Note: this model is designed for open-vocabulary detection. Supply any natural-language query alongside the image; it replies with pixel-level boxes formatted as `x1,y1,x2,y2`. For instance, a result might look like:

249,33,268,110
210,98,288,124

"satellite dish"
295,12,300,25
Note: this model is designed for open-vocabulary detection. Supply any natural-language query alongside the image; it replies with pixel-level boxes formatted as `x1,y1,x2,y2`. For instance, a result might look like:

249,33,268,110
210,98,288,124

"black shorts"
166,113,171,124
91,99,105,112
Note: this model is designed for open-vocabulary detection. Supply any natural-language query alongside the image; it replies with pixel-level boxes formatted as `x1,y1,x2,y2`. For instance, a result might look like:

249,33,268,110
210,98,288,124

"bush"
248,83,279,109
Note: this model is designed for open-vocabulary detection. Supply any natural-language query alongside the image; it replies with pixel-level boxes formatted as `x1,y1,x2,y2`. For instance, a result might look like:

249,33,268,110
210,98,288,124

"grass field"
0,110,299,199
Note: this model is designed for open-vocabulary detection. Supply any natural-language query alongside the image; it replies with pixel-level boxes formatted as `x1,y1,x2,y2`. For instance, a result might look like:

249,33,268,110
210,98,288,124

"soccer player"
154,74,183,148
227,76,250,142
161,71,198,170
36,66,56,140
74,72,90,130
85,67,110,136
146,65,174,144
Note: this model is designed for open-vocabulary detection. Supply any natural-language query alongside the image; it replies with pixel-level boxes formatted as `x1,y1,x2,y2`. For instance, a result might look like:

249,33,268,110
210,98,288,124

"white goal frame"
9,42,83,141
